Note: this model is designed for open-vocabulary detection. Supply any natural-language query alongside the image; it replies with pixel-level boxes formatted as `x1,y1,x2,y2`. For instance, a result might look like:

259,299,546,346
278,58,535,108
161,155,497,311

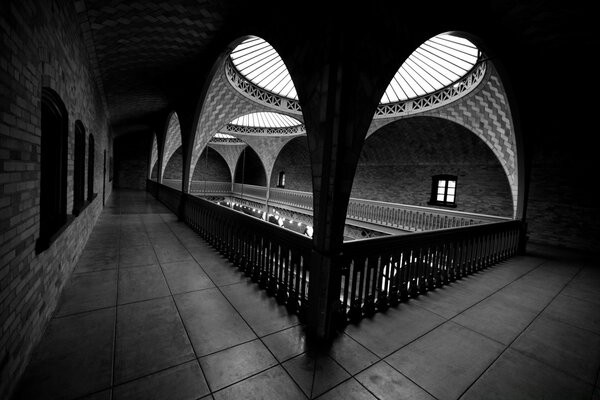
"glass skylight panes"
229,112,302,128
213,133,236,139
381,33,479,104
230,36,298,100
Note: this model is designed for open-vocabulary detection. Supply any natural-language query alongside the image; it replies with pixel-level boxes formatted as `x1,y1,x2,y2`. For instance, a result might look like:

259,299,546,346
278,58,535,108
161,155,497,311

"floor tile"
115,297,195,384
119,245,158,267
13,308,114,400
55,269,117,316
543,293,600,334
199,339,277,391
345,303,445,357
283,353,350,398
461,348,593,400
188,246,246,286
262,325,308,362
113,360,209,400
213,366,306,400
161,260,215,294
355,361,435,400
154,242,195,264
175,288,256,356
511,316,600,384
118,264,171,304
386,321,504,400
315,378,377,400
328,333,379,375
221,281,299,336
451,290,538,345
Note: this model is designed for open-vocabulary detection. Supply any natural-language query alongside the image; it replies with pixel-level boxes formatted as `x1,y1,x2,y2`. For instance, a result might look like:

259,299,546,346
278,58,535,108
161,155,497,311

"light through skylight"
230,36,298,100
229,112,301,128
380,34,480,104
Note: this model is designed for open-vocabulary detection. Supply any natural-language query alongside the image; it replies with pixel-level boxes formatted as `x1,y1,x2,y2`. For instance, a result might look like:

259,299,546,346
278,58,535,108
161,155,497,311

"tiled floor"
13,190,600,400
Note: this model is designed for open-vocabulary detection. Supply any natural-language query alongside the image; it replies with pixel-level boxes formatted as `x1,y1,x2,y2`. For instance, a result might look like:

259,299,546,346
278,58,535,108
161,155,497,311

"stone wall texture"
0,0,113,398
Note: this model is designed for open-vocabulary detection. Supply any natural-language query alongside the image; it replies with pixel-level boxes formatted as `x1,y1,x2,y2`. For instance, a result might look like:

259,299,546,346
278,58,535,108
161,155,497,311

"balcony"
150,179,521,326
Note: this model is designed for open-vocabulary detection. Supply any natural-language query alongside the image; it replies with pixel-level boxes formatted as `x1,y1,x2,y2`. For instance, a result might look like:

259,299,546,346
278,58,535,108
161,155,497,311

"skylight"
229,112,301,128
380,34,480,104
213,133,236,139
230,37,298,100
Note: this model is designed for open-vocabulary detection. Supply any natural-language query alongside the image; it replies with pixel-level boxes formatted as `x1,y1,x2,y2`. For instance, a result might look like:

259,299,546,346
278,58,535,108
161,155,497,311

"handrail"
183,192,312,318
336,219,521,323
147,179,521,328
162,180,507,232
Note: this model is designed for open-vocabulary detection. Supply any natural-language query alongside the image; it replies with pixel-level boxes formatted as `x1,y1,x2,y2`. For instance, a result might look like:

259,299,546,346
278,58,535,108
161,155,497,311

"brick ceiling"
74,1,593,138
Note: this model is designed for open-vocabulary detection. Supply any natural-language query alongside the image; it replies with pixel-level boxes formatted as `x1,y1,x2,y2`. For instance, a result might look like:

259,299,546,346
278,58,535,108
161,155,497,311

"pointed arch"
149,132,158,180
159,111,182,182
186,35,304,193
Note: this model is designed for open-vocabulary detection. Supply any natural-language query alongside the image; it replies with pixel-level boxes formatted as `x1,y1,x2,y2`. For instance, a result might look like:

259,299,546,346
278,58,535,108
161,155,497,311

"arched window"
37,88,68,252
87,135,95,201
73,121,86,215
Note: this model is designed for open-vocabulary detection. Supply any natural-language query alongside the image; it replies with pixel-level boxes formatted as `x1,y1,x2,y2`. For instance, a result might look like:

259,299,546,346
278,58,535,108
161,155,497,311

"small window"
73,121,86,215
37,88,69,253
277,171,286,188
428,175,457,207
87,135,95,201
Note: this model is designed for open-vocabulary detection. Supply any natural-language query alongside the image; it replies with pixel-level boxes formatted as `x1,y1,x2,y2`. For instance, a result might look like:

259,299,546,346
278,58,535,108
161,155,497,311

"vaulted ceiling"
73,1,593,139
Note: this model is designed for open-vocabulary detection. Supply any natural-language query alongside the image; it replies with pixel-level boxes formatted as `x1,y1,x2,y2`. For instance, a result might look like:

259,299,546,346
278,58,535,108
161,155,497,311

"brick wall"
192,147,231,182
114,131,148,190
0,1,113,398
269,136,312,191
526,128,599,252
352,118,513,217
234,147,266,186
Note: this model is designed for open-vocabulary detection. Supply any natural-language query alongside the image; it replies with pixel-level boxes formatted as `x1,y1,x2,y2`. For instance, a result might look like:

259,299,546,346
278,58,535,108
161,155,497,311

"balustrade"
148,180,522,330
183,192,312,318
336,220,520,324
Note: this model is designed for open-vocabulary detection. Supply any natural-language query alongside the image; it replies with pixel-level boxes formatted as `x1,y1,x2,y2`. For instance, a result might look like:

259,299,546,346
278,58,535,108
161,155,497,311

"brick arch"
187,35,304,192
149,132,158,179
367,63,519,218
159,111,182,182
206,143,247,183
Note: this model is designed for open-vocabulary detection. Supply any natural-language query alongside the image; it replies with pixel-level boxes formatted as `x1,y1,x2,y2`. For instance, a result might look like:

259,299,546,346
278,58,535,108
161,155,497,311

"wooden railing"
232,183,267,201
163,180,507,232
346,198,506,232
269,187,313,211
183,193,312,318
156,182,182,214
190,180,231,195
147,180,521,328
336,220,521,324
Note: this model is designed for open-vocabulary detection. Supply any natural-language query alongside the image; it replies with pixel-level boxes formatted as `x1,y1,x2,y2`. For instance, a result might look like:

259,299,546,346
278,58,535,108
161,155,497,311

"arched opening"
192,147,231,182
269,136,311,192
234,146,266,186
73,121,86,215
160,112,182,183
37,88,68,252
163,146,183,180
87,134,95,201
149,133,158,180
352,117,513,217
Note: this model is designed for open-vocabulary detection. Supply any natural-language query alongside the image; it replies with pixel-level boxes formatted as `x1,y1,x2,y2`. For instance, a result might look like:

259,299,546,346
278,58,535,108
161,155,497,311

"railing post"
307,250,342,343
517,220,528,254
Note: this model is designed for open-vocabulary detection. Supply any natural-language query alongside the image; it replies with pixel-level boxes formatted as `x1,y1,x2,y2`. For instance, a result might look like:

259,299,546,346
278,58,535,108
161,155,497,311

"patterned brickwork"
367,64,519,218
0,1,113,398
75,0,234,129
189,55,304,191
159,112,182,181
235,134,304,184
149,133,158,178
207,143,247,182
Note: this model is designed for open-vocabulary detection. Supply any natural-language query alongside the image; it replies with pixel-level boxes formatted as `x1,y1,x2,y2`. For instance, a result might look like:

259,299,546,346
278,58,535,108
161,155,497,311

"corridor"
13,190,600,400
